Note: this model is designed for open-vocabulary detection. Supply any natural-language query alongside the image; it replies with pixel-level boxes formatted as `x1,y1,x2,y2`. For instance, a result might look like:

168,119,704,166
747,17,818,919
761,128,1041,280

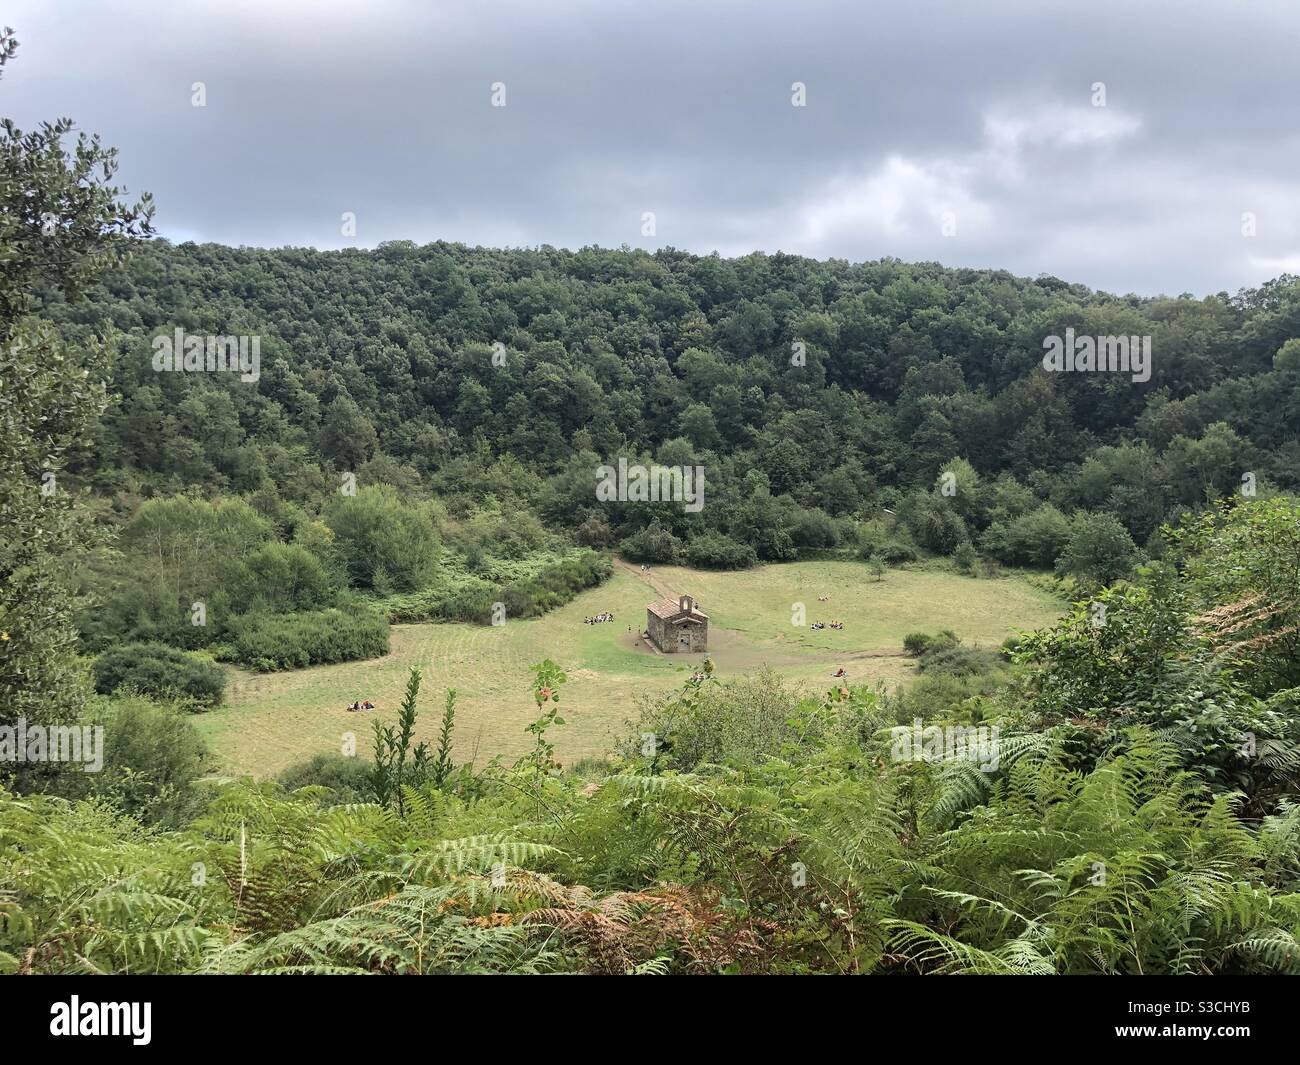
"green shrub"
886,671,983,724
223,607,389,671
431,583,499,624
903,629,959,658
79,580,208,652
278,753,374,804
685,532,758,569
981,505,1071,568
789,508,839,549
629,670,881,770
857,518,919,563
222,542,339,614
901,492,969,555
81,694,212,827
903,632,932,656
394,551,612,624
954,541,981,576
383,585,458,623
498,551,611,620
917,643,1000,678
92,642,226,706
619,522,682,564
1056,512,1142,585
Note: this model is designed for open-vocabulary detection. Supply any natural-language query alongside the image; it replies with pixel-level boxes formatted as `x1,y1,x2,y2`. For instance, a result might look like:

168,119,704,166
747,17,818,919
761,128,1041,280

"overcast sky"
6,0,1300,296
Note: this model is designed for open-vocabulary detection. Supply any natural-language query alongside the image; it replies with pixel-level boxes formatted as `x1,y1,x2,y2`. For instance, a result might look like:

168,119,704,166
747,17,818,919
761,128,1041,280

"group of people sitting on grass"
345,700,376,712
810,620,844,631
584,612,614,625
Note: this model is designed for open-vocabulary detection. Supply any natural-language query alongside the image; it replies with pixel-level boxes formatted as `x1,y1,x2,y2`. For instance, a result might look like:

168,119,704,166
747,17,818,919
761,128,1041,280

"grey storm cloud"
6,0,1300,295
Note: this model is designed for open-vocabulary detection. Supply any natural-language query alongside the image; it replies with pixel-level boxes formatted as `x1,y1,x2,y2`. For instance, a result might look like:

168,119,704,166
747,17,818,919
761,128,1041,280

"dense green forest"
53,236,1300,561
4,26,1300,976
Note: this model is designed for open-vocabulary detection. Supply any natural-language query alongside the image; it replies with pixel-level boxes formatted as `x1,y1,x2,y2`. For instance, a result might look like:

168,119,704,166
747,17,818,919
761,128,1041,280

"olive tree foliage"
0,31,155,321
0,29,154,784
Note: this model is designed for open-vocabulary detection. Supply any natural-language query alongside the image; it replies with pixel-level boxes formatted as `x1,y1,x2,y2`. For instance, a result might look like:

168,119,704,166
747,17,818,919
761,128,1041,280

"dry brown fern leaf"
1194,595,1296,654
524,883,768,974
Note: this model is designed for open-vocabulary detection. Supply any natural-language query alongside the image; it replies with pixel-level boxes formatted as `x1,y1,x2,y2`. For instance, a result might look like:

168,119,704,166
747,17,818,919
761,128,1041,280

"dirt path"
613,558,679,601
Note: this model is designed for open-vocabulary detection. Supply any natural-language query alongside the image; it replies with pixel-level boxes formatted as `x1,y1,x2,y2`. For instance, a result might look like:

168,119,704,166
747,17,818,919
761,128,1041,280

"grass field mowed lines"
198,562,1062,777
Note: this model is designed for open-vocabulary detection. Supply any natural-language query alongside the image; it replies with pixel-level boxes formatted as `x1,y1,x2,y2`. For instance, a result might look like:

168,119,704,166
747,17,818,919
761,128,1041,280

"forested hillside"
47,239,1300,570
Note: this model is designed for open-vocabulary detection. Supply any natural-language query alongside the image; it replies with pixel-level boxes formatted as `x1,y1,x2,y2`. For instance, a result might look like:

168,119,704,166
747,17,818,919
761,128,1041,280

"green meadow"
197,561,1062,777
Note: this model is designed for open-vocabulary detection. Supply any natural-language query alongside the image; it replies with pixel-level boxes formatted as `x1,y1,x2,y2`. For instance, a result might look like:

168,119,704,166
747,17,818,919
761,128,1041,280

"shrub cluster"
902,629,1000,678
684,532,758,569
92,642,227,706
386,551,611,624
902,630,957,657
223,608,390,671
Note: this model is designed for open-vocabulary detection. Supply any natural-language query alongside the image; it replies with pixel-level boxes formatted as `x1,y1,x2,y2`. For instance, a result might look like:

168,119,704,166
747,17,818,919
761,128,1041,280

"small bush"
685,532,758,569
1056,512,1142,585
954,542,981,576
903,629,959,657
77,695,212,827
223,608,389,671
789,508,839,549
880,539,919,563
278,753,374,805
917,644,1000,678
981,505,1071,568
324,485,439,592
223,541,339,614
903,632,932,656
619,522,682,564
431,583,498,624
92,643,226,706
901,493,969,555
629,670,865,770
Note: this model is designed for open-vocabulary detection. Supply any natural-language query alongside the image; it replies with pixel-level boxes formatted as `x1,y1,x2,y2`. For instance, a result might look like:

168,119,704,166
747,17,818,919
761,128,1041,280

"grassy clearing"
196,561,1063,778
